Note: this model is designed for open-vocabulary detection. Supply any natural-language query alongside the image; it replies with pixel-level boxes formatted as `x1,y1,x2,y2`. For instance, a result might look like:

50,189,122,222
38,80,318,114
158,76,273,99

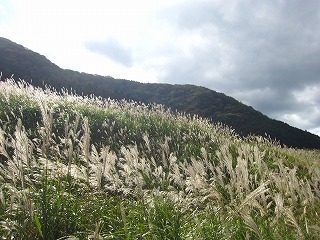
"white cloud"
86,38,132,67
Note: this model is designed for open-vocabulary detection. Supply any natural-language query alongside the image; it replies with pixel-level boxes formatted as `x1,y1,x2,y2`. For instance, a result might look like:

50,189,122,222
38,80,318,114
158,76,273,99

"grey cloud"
85,38,132,67
154,0,320,134
291,84,320,129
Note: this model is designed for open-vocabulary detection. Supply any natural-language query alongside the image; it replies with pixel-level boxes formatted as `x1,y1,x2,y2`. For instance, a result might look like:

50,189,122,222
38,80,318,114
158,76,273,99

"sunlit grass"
0,78,319,239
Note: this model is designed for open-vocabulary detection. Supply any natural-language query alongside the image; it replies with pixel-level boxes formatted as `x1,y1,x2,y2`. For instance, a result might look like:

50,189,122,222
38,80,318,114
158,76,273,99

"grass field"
0,78,319,239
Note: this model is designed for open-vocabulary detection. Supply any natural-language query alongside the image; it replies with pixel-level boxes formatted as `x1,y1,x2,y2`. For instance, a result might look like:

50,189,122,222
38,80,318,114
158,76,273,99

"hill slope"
1,37,320,149
0,79,319,239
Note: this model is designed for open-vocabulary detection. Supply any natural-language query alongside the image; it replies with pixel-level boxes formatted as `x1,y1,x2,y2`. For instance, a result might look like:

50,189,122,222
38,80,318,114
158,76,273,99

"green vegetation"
0,78,319,239
1,36,320,149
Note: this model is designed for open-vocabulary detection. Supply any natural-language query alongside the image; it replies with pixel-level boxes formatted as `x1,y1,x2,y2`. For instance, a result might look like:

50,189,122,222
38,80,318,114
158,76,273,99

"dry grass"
0,78,319,239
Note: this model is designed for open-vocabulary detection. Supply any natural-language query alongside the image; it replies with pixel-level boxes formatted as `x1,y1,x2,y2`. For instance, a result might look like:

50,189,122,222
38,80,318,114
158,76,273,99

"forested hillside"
1,37,320,149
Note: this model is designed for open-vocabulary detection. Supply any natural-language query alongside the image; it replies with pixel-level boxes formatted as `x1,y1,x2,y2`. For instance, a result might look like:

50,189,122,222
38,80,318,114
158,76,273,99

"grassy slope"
0,78,320,239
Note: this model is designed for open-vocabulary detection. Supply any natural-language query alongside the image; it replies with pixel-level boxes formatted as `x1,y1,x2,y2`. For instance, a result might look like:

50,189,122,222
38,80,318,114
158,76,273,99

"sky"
1,0,320,136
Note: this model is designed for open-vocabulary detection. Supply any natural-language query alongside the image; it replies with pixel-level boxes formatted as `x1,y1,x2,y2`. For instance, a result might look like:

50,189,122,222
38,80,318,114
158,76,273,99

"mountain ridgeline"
1,37,320,149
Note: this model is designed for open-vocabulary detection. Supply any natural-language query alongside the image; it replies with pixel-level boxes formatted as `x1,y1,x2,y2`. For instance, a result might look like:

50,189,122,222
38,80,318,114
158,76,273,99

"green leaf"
34,215,43,238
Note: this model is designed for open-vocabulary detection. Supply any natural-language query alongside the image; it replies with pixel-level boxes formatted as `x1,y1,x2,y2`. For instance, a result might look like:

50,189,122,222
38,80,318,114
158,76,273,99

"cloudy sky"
1,0,320,136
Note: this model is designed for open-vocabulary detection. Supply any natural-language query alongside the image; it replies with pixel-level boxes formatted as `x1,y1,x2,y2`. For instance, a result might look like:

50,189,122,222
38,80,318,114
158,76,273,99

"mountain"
1,36,320,149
